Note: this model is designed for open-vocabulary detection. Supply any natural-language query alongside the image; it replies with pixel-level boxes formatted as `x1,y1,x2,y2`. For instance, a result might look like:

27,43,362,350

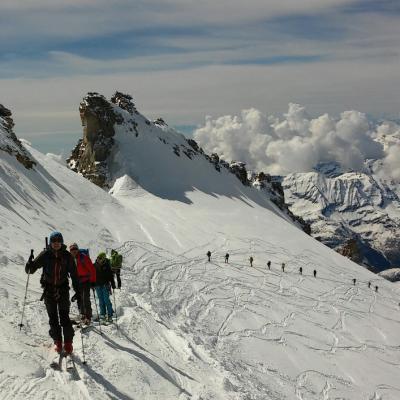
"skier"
110,249,123,289
313,269,317,278
368,281,371,288
267,261,271,270
375,285,378,292
25,231,79,355
281,263,285,272
299,267,303,275
207,251,211,262
225,253,229,263
93,253,116,322
69,243,96,325
353,278,356,286
249,256,254,267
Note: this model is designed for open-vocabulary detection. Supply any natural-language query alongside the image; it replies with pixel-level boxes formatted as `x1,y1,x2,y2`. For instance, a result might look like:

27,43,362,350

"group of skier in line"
207,251,380,292
22,233,381,358
24,231,123,355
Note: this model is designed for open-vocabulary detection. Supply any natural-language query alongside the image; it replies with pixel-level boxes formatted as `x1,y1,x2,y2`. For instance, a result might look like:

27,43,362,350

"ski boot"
64,342,73,355
54,340,63,354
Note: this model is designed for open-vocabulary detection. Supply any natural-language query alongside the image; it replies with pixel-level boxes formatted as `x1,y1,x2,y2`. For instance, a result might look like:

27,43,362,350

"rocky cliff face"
282,163,400,271
0,104,35,169
67,92,131,187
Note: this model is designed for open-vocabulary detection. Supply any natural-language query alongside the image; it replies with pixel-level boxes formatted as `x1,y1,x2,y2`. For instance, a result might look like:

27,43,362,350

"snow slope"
0,106,400,399
379,268,400,283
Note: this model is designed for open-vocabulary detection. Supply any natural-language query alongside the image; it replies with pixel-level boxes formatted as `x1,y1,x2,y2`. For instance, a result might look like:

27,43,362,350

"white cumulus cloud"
194,103,399,179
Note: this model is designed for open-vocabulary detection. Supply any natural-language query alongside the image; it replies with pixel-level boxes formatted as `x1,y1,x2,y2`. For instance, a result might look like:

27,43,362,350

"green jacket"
110,251,123,272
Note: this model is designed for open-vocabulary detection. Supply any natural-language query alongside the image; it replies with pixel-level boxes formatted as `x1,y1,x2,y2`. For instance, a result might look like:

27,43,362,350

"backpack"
77,249,92,280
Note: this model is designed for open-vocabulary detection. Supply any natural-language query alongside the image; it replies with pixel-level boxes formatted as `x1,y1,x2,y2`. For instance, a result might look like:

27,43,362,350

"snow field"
1,234,400,399
0,102,399,398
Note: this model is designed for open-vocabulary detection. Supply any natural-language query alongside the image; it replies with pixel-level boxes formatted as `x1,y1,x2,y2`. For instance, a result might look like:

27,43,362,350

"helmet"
49,231,64,244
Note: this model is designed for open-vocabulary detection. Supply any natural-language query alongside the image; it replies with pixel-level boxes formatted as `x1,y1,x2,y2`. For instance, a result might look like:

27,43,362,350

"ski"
49,352,63,370
75,323,93,333
65,354,74,371
92,318,113,327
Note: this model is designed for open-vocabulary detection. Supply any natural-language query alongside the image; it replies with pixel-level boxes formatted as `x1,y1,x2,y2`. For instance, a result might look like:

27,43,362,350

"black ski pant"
112,270,121,289
44,286,74,343
77,282,92,319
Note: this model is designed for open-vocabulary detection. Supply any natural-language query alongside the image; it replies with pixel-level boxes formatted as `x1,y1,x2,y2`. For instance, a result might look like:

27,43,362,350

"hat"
97,252,106,260
49,231,63,243
69,243,79,250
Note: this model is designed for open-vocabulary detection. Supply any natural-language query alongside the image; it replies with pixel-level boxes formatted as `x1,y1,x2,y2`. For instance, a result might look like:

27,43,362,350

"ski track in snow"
1,238,400,399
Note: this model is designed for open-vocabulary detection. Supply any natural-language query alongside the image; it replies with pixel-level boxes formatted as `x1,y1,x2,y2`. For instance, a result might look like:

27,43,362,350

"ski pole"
80,326,87,365
91,288,102,335
112,289,119,330
19,249,34,331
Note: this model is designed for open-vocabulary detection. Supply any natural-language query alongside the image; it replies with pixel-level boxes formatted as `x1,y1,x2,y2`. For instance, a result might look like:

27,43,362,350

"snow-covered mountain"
67,92,308,233
282,160,400,272
0,98,400,399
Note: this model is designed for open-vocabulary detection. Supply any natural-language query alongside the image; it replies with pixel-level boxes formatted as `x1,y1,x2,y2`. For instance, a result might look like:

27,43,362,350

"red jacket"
75,252,96,284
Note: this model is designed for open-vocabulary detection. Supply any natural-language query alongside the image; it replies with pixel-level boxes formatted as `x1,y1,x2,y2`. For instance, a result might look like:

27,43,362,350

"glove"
25,262,33,274
91,282,96,288
71,293,80,302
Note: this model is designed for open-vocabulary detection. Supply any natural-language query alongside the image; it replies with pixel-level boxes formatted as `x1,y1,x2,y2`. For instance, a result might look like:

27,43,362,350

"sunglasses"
50,238,63,243
70,248,78,251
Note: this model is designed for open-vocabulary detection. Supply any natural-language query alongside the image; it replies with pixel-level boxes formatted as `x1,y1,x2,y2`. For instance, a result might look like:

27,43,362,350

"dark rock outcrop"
338,239,364,265
0,104,35,169
111,91,137,115
67,93,117,188
229,162,248,185
154,118,167,127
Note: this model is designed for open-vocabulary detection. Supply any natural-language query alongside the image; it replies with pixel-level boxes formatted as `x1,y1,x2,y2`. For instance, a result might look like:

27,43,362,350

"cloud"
375,122,400,181
0,1,358,36
193,104,400,181
2,56,400,138
382,144,400,180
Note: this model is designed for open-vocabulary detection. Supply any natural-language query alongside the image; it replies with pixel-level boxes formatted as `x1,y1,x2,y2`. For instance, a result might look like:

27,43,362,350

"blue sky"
0,0,399,151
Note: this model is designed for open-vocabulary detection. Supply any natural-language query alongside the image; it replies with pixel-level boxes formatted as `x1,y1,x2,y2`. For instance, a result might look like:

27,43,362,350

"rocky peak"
67,93,122,188
313,161,345,178
0,104,35,169
0,104,14,131
154,117,168,127
111,91,137,115
229,161,248,185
